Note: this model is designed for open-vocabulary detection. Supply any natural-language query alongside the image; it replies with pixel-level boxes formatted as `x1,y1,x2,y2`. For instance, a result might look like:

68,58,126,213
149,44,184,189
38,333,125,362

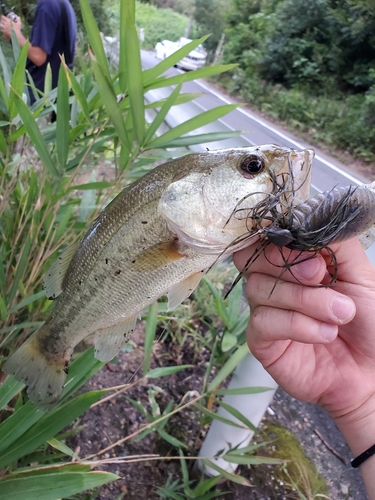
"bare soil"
68,326,368,500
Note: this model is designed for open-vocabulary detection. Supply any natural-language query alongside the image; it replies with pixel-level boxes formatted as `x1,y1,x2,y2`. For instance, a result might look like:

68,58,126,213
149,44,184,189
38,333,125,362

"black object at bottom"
351,444,375,468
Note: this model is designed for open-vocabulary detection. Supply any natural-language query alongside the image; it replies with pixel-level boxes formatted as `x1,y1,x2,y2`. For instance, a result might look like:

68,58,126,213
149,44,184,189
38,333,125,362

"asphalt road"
142,50,375,264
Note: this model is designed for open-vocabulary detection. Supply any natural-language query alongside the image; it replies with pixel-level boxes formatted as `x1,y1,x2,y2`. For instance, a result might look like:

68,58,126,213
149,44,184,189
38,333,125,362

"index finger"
233,241,327,286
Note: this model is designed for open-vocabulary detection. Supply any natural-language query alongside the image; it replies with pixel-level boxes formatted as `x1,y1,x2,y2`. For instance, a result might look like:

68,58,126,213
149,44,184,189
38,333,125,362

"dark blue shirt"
26,0,77,103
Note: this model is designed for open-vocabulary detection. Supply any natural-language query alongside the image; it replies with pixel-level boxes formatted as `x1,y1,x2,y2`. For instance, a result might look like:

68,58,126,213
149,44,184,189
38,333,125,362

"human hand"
0,14,21,42
233,238,375,450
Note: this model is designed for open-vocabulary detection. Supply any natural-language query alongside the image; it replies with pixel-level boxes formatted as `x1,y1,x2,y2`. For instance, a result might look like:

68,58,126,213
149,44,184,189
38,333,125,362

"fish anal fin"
167,271,205,310
94,314,138,362
43,241,79,300
133,240,184,272
3,328,67,410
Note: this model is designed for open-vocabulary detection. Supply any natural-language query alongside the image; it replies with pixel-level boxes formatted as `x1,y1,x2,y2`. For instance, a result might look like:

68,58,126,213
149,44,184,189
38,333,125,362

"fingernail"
295,258,321,280
331,296,355,321
320,323,337,341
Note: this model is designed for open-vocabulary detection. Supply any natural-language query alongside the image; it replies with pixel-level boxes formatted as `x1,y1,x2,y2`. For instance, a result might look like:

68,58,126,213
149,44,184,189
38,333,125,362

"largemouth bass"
4,145,314,409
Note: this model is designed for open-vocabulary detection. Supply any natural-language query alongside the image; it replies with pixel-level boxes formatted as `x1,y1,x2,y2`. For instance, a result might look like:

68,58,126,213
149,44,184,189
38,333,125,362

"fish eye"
240,155,265,176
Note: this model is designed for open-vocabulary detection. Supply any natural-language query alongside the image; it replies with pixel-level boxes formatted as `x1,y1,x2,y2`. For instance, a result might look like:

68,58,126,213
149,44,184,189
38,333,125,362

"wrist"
333,395,375,458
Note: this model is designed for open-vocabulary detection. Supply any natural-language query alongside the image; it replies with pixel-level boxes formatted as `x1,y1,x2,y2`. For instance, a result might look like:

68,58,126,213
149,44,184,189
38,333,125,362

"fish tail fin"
3,328,67,411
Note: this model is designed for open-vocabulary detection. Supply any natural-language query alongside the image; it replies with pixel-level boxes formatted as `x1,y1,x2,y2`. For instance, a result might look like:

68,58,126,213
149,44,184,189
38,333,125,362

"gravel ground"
67,326,369,500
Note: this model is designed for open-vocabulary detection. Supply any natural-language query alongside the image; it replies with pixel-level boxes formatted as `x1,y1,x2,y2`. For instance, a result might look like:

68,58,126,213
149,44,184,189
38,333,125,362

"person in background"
0,0,77,104
234,238,375,498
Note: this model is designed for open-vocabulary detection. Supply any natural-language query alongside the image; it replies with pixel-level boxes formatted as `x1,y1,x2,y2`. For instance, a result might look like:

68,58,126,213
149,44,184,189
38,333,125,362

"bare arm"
0,15,47,66
234,238,375,498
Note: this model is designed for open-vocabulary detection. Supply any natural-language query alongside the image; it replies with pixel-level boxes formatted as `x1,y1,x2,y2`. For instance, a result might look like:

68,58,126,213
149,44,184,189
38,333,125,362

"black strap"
351,444,375,468
57,0,73,68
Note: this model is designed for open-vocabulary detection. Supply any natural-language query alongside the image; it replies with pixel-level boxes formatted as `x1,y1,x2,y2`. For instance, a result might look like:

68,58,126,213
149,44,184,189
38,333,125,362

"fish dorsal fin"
94,314,139,362
43,241,79,300
167,271,205,310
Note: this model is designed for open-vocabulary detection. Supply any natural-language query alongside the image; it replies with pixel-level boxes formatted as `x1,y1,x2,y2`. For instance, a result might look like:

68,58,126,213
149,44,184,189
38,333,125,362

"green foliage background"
139,0,375,162
221,0,375,161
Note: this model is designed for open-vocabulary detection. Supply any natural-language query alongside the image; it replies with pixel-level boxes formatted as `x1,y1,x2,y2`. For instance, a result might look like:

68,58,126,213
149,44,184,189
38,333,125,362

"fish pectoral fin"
43,241,79,300
133,240,184,272
94,314,139,362
167,271,205,310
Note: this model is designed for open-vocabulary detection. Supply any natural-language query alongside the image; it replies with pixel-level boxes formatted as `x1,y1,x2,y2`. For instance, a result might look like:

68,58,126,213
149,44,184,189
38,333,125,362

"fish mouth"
288,148,314,205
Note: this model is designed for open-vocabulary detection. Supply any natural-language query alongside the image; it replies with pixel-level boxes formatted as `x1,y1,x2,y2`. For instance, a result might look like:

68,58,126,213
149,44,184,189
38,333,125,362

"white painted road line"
194,79,363,186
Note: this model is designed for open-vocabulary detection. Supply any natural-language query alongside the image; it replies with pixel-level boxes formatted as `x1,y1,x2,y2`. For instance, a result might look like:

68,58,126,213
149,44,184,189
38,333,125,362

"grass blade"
64,66,92,124
143,36,210,86
156,131,244,148
214,387,272,396
0,402,42,454
12,93,58,175
201,459,252,486
208,343,249,392
144,83,183,145
0,376,25,410
146,365,193,378
56,64,70,170
143,303,158,375
146,105,240,149
91,57,130,153
8,235,31,304
217,400,258,432
79,0,110,81
194,402,246,429
0,466,118,500
145,64,238,92
9,42,28,119
0,391,106,468
125,10,145,145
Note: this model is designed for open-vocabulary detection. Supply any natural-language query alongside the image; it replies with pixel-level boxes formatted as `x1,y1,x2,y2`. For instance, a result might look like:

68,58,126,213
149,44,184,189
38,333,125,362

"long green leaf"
56,64,70,170
146,365,193,379
0,376,25,411
201,459,251,486
66,181,114,192
156,131,244,148
0,467,118,500
214,387,272,396
145,92,203,109
0,45,12,99
145,64,238,92
125,10,145,145
146,105,240,149
208,343,249,392
217,400,257,432
12,93,58,175
223,454,284,465
143,303,158,374
144,83,183,145
60,346,105,401
8,235,31,304
118,0,128,91
0,322,43,335
194,403,246,429
158,428,188,449
0,127,7,155
64,66,92,124
91,57,130,153
0,391,105,468
143,36,210,86
9,42,28,119
79,0,111,81
0,401,42,454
